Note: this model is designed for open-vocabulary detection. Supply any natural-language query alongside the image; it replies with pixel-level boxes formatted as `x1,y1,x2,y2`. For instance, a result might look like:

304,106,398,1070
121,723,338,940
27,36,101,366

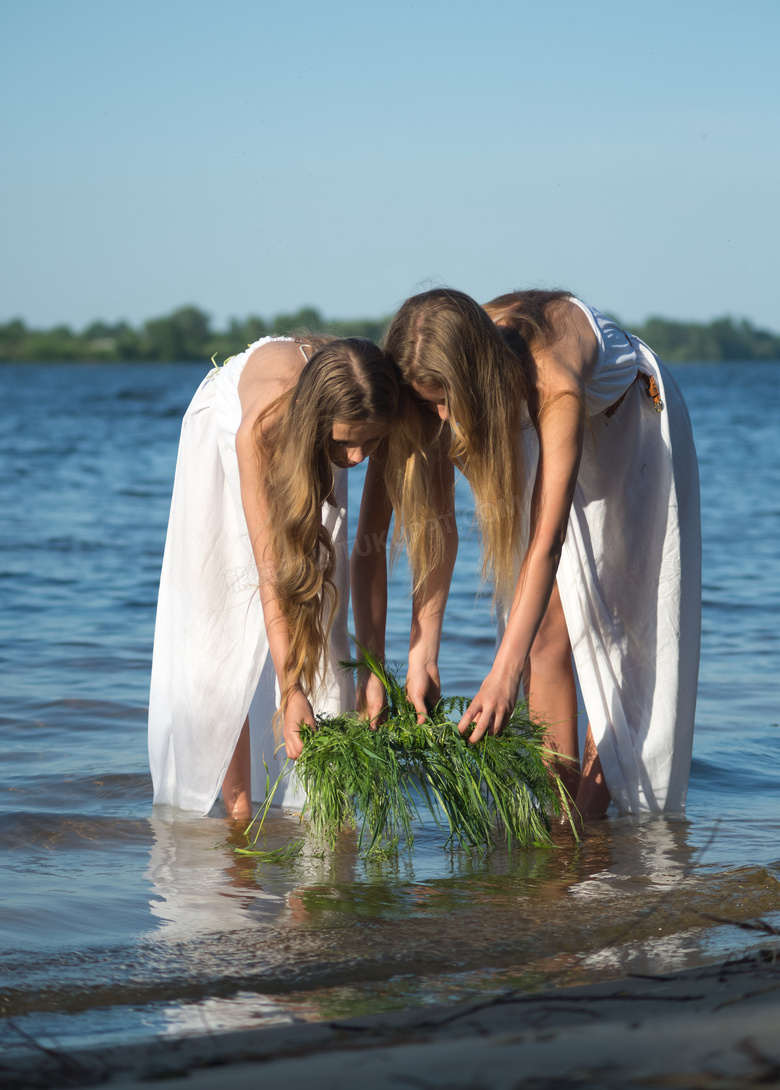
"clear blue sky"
2,0,778,331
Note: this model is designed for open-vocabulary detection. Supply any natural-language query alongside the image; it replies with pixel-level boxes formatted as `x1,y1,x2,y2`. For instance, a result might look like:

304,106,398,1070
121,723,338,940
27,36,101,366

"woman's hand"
457,671,520,743
406,660,442,723
283,689,317,760
357,670,387,728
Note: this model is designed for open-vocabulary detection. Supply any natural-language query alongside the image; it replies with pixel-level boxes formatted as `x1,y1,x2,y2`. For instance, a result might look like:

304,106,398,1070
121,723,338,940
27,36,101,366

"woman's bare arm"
235,343,314,758
350,454,393,722
351,443,457,723
458,303,597,740
406,450,457,720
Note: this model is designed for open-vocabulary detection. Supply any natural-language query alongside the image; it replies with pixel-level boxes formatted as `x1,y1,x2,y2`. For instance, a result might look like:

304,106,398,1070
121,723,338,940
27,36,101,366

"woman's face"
411,381,449,421
329,421,389,468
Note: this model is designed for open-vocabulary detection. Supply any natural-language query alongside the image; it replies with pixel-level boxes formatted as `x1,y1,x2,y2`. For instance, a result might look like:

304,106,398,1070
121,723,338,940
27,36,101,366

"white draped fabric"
148,339,354,816
513,301,701,813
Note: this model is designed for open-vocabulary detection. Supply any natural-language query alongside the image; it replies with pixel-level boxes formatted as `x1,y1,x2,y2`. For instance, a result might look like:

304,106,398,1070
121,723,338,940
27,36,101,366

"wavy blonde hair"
384,288,568,601
253,337,402,723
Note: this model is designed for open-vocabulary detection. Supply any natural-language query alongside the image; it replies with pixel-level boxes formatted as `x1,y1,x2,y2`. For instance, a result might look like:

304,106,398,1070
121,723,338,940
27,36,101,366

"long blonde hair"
384,288,568,601
254,337,402,722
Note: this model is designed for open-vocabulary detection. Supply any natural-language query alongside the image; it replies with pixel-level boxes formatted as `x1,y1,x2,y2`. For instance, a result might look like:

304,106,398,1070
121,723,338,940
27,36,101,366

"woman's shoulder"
534,299,600,392
239,336,305,383
237,338,305,429
242,334,301,366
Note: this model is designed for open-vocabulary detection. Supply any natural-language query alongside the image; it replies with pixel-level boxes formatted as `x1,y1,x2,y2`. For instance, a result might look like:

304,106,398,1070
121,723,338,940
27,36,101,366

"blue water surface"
1,360,778,1053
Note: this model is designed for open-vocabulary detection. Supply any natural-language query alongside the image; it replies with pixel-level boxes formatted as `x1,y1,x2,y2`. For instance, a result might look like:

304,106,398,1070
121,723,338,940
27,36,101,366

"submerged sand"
4,953,780,1090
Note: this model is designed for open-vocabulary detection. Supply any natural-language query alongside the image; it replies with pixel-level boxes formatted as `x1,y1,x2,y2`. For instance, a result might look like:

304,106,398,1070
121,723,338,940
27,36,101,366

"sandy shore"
5,953,780,1090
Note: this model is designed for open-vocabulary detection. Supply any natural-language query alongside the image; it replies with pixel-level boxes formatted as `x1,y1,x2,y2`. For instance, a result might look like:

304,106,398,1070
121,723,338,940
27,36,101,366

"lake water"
1,360,779,1056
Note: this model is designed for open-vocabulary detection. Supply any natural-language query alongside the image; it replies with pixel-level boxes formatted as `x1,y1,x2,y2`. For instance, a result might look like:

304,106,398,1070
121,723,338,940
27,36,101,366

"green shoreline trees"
1,305,778,363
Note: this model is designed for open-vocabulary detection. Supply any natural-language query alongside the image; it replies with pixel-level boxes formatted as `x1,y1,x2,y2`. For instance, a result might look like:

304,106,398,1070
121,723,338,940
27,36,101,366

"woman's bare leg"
525,584,580,800
574,725,611,820
221,717,252,821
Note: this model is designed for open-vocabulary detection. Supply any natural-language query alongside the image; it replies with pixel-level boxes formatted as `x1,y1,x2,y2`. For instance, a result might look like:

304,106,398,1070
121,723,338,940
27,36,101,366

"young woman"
355,288,701,819
148,334,402,821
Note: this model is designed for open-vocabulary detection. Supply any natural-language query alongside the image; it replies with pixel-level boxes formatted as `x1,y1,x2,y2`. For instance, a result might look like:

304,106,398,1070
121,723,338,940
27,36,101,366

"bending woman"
149,335,401,820
362,288,700,819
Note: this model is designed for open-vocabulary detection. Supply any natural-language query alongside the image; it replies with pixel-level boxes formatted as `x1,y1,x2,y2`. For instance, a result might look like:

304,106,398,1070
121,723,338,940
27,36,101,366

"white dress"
148,338,354,815
519,301,701,813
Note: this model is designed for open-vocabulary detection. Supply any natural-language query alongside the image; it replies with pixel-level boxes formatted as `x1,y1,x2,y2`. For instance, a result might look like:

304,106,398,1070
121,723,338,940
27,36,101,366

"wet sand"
5,952,780,1090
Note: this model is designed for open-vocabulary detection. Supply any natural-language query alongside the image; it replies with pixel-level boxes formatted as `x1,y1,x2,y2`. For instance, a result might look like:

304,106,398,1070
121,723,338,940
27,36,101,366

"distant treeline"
1,305,779,363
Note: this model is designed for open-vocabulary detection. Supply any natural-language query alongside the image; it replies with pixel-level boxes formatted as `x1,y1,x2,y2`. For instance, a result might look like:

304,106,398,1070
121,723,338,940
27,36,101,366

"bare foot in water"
221,718,252,822
573,726,611,822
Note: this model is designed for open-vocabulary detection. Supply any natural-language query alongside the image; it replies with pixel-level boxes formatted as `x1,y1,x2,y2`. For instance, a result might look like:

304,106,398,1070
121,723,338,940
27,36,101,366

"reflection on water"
146,816,286,939
129,809,780,1039
2,802,779,1052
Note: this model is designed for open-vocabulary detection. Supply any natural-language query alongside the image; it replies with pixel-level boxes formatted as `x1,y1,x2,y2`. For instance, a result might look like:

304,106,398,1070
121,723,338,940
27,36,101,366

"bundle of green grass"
242,655,572,858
